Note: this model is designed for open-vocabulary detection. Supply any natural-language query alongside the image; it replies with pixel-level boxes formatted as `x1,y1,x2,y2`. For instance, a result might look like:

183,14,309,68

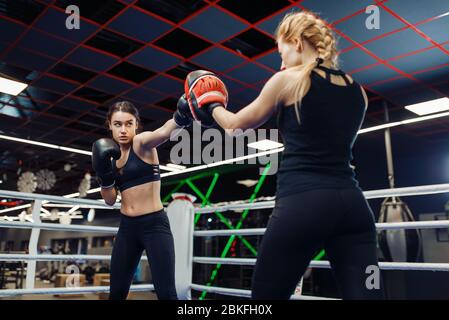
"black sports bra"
112,146,160,192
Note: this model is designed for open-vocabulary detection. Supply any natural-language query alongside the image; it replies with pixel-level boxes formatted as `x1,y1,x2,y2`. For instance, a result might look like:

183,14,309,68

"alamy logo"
169,122,281,175
65,5,80,30
365,5,380,30
365,265,380,290
65,264,80,288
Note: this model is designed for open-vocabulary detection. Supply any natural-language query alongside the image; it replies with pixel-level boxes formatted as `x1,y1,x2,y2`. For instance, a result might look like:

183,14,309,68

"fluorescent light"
0,105,21,118
358,110,449,134
59,146,91,155
0,134,91,155
166,163,187,170
0,134,176,171
401,110,449,124
247,139,284,151
0,77,28,95
358,122,401,134
405,98,449,115
0,204,31,214
159,165,176,171
161,165,209,177
208,147,284,168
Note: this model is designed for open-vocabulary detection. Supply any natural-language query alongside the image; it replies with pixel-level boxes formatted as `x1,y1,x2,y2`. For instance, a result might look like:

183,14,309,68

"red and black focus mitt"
184,70,228,128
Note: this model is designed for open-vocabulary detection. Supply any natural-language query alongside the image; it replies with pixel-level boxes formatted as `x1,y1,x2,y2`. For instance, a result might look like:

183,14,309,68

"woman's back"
276,66,367,198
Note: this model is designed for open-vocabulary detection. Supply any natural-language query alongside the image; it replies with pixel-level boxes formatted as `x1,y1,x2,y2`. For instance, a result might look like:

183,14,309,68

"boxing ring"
1,183,449,299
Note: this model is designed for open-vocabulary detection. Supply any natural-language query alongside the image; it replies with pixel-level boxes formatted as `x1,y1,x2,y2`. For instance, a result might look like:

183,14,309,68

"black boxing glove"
91,138,121,188
173,94,193,127
184,70,228,128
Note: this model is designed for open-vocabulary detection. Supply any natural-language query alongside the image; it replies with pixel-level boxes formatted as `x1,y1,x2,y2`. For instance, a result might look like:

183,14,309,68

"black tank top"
112,146,160,192
276,65,366,199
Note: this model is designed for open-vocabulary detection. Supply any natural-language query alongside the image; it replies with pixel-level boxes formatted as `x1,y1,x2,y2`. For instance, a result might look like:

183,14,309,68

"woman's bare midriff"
119,180,163,216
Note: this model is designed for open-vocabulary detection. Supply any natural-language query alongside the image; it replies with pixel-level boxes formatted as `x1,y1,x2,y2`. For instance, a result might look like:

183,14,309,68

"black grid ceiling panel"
0,0,449,194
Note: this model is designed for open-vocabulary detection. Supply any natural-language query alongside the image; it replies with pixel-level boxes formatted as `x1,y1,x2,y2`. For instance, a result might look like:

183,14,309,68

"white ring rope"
195,183,449,214
0,284,154,297
190,284,339,300
0,219,446,241
193,220,449,238
1,183,449,298
0,220,118,233
0,254,147,261
0,189,120,209
363,183,449,199
3,183,447,215
3,254,448,272
192,257,449,271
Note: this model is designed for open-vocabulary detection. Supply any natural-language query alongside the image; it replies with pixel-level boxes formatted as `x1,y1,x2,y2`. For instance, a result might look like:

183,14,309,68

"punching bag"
378,102,422,263
377,196,422,262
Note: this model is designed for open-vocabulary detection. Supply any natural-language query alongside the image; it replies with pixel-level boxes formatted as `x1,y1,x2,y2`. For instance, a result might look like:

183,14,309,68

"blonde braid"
315,19,338,67
275,12,339,124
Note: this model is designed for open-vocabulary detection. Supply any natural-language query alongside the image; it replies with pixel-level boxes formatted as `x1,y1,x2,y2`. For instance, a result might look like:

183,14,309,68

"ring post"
26,200,42,289
166,193,196,300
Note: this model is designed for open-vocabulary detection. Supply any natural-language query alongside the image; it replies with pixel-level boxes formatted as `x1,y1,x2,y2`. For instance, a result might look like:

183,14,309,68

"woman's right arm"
134,118,180,150
211,71,286,132
135,95,192,150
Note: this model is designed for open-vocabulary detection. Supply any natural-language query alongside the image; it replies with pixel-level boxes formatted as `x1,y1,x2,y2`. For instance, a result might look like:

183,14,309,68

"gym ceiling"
1,0,448,193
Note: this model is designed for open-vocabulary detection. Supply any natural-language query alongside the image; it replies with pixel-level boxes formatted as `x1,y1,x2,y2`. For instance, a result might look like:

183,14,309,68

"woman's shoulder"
132,134,157,157
265,69,292,90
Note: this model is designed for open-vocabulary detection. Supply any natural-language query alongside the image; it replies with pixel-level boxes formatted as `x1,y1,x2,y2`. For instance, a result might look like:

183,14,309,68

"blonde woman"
185,11,384,299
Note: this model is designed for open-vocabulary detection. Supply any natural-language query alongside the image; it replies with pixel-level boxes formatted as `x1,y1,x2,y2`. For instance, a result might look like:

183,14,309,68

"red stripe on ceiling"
6,1,246,152
0,1,53,61
384,44,437,62
5,1,449,109
300,4,448,102
0,1,57,114
338,7,449,53
295,5,411,86
348,62,382,75
375,0,449,56
129,3,179,26
370,3,449,139
0,100,104,138
9,1,145,156
183,1,300,73
412,61,449,76
339,25,410,54
5,0,449,150
331,8,371,26
331,0,390,26
366,75,404,88
0,14,28,27
353,39,449,88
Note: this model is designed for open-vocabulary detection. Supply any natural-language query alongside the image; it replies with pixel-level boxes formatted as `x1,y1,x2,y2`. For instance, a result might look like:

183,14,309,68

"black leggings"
252,188,385,300
109,209,177,300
